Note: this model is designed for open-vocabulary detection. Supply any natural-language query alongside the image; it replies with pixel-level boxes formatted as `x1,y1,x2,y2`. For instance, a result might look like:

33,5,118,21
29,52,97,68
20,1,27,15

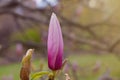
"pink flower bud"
48,13,63,70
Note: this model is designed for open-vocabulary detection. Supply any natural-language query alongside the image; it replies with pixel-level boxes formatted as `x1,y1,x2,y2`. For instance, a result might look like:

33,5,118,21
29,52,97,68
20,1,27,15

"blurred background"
0,0,120,80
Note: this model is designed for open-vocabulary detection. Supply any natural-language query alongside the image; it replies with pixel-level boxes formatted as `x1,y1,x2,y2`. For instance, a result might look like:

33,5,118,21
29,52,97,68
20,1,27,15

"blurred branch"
63,31,108,51
108,39,120,52
57,13,98,38
0,10,47,24
0,0,18,8
14,40,45,49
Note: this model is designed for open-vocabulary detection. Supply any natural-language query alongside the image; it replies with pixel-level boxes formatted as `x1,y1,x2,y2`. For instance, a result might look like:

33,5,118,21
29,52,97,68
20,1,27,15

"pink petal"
48,13,63,70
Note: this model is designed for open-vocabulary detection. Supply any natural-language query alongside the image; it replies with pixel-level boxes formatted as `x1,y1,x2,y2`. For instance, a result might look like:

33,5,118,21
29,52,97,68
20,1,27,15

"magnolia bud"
20,49,34,80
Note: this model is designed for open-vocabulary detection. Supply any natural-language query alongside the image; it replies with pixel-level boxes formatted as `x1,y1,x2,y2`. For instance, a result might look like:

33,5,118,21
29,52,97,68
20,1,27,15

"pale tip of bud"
51,12,57,19
65,73,71,80
26,49,34,56
52,12,56,16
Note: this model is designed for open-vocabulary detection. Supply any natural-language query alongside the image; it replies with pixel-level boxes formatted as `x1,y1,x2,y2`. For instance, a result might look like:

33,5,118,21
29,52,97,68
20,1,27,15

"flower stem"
48,75,55,80
48,71,57,80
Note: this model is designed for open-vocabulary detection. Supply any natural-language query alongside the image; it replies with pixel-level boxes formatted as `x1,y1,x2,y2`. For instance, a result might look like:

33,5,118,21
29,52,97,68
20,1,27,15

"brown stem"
48,72,55,80
48,76,55,80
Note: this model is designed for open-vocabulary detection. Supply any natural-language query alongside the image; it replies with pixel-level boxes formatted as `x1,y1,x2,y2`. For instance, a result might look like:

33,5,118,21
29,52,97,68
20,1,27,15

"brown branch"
0,10,48,25
63,31,108,51
14,40,45,49
57,13,97,38
108,39,120,52
0,0,17,8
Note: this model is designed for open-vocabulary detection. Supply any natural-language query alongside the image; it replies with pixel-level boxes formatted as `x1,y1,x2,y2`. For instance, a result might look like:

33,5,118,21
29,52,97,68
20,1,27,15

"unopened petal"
48,13,63,70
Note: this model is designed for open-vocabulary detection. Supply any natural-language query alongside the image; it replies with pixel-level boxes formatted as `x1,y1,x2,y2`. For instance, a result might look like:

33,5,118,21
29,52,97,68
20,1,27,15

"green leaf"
31,71,49,80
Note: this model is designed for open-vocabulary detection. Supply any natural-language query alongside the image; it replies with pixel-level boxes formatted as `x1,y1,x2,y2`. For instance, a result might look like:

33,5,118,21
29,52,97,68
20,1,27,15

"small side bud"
20,49,34,80
61,59,68,70
65,73,71,80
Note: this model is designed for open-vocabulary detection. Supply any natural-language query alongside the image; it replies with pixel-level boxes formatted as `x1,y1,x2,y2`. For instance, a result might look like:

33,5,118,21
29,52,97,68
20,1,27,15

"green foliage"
31,71,49,80
0,63,20,80
25,28,40,42
12,28,41,42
